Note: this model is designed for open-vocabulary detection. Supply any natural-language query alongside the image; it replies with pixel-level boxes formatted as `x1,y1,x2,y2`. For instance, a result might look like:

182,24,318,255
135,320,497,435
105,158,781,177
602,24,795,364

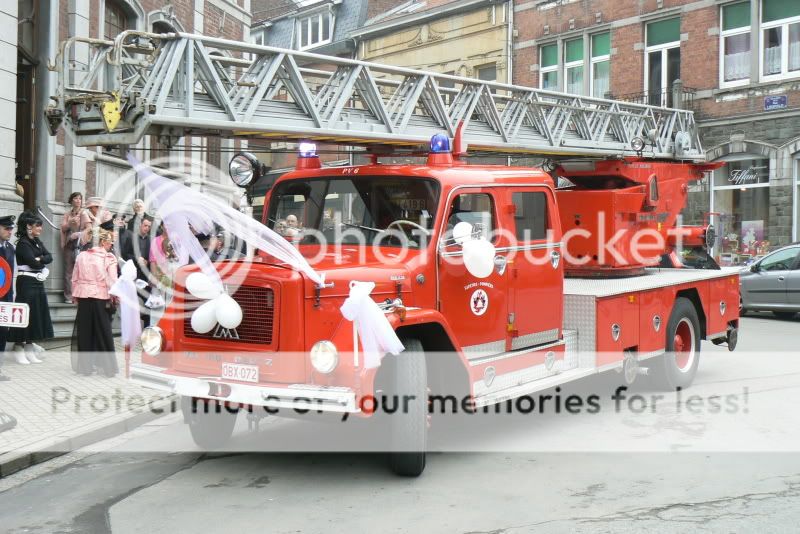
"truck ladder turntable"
47,32,705,161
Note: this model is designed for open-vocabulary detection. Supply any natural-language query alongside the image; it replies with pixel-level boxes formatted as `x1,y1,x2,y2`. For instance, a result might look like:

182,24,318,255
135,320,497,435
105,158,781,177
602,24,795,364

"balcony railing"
606,81,696,111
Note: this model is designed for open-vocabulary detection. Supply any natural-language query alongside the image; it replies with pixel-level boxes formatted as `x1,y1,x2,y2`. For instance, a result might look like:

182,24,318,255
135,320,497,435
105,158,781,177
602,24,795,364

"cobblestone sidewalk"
0,340,176,477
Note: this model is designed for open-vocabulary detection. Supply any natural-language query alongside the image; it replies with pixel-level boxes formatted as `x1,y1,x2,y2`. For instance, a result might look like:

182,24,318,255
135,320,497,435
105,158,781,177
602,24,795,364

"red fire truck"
48,33,739,476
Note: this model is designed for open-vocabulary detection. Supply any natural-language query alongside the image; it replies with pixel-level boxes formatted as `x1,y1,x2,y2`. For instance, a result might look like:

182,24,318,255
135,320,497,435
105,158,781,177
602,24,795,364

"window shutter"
646,18,681,47
541,44,558,67
763,0,800,23
723,2,751,30
591,32,610,57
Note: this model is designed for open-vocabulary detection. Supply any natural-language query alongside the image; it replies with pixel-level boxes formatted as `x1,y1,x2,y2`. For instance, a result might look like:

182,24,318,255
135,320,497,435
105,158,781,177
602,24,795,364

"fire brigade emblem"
470,289,488,316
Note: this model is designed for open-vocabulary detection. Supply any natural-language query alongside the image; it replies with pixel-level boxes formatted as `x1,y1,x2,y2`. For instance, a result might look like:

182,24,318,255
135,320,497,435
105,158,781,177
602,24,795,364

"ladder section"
46,32,704,160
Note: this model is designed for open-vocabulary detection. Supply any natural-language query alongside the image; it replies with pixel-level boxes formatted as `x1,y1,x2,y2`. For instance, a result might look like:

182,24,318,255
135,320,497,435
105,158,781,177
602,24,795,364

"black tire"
653,297,701,391
388,338,428,477
772,311,796,320
185,398,238,450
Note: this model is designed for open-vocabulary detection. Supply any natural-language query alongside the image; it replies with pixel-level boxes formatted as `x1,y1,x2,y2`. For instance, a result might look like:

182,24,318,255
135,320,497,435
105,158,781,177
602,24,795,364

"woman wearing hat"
60,192,83,303
79,197,112,251
71,224,119,377
9,210,54,361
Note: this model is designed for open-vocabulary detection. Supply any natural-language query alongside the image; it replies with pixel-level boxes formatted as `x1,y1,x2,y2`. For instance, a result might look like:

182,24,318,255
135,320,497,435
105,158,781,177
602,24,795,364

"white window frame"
563,38,584,95
590,33,610,98
719,4,752,88
297,10,335,51
644,33,681,107
758,7,800,82
539,44,558,90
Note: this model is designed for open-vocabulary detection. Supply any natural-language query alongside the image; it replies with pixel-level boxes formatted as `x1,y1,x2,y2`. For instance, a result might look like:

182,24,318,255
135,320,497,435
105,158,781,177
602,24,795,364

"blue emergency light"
430,133,450,153
298,142,317,158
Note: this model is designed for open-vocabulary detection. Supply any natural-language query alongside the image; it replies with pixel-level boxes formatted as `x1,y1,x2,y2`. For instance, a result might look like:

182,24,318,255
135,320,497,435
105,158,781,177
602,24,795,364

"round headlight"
310,341,338,374
631,137,646,152
228,152,261,188
141,326,165,356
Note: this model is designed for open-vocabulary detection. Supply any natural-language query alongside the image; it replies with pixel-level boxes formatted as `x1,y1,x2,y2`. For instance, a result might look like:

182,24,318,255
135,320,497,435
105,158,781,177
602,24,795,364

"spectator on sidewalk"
0,215,15,380
126,199,150,235
71,227,119,377
9,210,54,364
122,215,153,328
60,192,83,303
114,213,131,260
79,197,112,251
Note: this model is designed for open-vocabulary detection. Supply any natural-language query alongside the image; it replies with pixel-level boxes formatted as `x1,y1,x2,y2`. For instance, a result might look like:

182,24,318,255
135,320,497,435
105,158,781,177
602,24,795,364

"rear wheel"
772,311,796,320
388,338,428,477
653,297,701,391
184,398,239,450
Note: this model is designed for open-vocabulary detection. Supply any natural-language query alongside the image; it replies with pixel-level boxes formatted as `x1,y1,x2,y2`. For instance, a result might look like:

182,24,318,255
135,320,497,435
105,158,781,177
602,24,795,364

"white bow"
109,260,142,347
340,281,405,369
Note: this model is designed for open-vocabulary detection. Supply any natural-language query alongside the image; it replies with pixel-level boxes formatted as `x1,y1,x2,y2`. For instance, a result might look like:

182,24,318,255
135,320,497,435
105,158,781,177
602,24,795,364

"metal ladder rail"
46,31,705,161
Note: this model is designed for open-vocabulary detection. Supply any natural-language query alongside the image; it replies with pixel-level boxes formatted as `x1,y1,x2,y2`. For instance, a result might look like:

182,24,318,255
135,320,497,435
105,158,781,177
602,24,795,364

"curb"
0,395,178,478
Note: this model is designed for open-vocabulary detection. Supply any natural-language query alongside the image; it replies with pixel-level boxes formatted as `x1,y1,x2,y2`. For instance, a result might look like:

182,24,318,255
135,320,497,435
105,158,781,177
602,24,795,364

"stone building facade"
11,0,251,335
513,0,800,264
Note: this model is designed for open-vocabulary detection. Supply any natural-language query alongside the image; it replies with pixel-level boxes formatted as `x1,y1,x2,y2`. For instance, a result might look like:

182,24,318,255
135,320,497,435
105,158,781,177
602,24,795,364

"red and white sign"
0,303,30,328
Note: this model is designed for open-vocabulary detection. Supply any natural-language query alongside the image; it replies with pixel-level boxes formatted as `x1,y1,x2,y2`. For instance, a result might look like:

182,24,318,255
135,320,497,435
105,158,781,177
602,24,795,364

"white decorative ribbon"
109,260,142,347
340,281,405,369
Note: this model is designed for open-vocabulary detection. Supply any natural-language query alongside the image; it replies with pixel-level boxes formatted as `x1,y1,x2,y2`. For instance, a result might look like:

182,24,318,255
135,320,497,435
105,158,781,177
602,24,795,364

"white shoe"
13,346,30,365
24,346,42,364
31,343,45,357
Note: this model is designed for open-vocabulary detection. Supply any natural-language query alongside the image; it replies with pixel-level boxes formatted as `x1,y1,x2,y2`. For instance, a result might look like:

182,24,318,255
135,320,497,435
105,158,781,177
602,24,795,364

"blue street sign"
764,95,788,111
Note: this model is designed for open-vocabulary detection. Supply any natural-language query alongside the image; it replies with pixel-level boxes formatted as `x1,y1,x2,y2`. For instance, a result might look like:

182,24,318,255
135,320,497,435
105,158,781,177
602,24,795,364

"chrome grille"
183,286,275,344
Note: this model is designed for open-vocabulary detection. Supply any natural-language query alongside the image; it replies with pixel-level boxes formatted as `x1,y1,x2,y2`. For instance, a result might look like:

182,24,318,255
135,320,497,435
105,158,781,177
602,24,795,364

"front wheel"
184,398,239,450
653,297,701,391
388,338,428,477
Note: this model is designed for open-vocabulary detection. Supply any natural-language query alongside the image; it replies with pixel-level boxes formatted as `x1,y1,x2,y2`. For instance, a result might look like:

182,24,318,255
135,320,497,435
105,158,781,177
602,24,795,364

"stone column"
0,2,22,215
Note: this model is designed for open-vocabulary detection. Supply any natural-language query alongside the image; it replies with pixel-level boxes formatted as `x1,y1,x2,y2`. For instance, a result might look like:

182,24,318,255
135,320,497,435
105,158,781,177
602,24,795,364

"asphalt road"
1,313,799,533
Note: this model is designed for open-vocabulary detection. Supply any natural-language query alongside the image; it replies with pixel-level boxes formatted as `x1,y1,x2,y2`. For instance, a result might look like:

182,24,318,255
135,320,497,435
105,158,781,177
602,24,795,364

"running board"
472,368,596,409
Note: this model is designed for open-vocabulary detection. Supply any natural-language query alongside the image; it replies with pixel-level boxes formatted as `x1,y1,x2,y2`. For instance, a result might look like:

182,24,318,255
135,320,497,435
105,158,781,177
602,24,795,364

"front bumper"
129,363,359,413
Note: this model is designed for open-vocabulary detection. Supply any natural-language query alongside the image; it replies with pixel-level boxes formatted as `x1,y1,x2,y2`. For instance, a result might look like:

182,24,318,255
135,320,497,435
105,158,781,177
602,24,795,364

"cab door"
504,187,563,350
438,188,510,357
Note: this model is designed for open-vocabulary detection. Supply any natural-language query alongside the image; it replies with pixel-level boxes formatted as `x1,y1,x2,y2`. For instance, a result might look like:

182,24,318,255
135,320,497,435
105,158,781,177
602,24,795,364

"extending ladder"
46,31,704,161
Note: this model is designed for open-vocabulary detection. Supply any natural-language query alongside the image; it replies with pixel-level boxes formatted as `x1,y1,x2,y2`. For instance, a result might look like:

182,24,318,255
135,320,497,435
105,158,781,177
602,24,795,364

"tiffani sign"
728,166,767,185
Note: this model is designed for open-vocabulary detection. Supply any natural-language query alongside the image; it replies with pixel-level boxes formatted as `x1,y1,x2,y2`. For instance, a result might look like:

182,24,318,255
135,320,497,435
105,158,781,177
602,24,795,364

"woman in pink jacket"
71,227,119,377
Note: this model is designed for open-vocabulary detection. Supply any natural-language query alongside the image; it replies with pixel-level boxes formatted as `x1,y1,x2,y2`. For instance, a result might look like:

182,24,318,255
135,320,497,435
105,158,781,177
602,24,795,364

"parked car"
739,243,800,319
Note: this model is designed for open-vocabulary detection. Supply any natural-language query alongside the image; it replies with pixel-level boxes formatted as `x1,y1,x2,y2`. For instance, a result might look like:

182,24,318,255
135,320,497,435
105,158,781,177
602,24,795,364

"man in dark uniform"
0,215,15,381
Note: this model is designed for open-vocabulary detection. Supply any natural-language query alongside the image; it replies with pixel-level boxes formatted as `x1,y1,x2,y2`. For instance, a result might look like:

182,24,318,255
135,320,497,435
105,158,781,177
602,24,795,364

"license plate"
221,362,259,383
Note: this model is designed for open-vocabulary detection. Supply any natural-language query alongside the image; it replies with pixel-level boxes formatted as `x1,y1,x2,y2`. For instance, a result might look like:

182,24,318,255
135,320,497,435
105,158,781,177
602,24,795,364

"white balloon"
185,272,222,300
452,221,473,245
191,299,219,334
216,293,244,329
463,238,496,279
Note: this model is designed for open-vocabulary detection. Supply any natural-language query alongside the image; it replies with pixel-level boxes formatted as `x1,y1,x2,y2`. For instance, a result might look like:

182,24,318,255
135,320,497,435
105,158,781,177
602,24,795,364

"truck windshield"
266,176,440,248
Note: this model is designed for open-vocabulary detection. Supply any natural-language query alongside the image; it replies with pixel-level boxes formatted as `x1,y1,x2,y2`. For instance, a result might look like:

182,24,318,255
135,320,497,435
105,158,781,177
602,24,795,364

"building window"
104,0,129,40
760,0,800,81
591,32,610,97
476,63,497,82
540,43,558,90
564,38,584,94
712,157,772,266
645,18,681,107
721,2,752,86
297,11,334,50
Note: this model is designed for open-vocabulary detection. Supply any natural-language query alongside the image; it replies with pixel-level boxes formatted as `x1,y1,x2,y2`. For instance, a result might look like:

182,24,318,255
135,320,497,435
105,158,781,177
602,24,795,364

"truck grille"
182,286,275,344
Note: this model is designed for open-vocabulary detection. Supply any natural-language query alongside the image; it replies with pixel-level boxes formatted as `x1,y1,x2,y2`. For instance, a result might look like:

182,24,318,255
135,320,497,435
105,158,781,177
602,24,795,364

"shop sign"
764,95,787,111
728,166,767,185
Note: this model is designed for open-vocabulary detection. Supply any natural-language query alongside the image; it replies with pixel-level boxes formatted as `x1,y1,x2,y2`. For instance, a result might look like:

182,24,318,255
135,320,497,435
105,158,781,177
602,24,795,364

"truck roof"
279,161,555,189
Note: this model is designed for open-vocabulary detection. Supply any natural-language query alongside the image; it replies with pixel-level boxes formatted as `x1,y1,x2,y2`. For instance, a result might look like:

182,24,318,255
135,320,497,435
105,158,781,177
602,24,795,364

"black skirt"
71,298,118,377
8,276,54,343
